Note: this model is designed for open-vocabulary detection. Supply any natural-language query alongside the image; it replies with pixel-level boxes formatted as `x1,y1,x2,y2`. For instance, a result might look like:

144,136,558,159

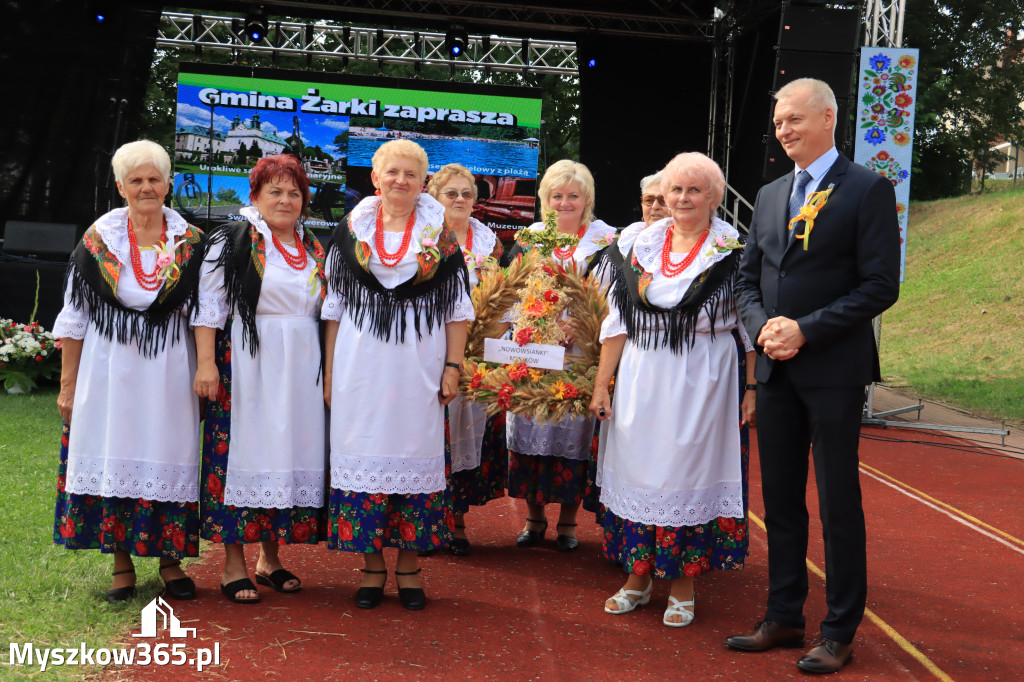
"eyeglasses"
443,190,475,201
641,194,666,207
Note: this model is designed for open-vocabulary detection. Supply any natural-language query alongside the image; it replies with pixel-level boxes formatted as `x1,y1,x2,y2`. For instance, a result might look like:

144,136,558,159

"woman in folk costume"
503,159,617,552
590,152,756,627
192,155,327,604
323,140,473,610
53,140,205,602
425,163,507,556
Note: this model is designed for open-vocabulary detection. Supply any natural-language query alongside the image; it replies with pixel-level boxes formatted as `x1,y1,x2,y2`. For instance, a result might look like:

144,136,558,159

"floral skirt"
199,322,324,545
507,451,589,506
603,330,751,579
449,412,508,515
581,422,602,516
53,424,200,559
326,489,454,553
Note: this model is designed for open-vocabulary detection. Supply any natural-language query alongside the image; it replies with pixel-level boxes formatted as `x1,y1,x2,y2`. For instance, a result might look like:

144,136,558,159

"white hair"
112,140,171,184
775,78,838,115
640,171,663,194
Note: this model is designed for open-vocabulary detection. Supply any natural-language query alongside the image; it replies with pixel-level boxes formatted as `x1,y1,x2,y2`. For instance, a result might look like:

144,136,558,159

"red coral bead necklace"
375,205,416,267
553,223,588,261
661,224,709,278
271,228,308,270
127,218,167,291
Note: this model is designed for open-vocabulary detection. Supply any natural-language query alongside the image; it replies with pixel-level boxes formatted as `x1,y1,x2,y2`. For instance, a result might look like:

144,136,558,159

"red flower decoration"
292,522,310,543
338,519,354,541
215,441,228,455
172,529,186,551
683,562,701,577
135,541,148,555
894,93,913,108
562,383,578,399
632,560,650,576
508,363,529,381
718,517,737,534
497,382,515,409
514,328,536,346
876,150,890,161
399,520,417,542
470,372,483,389
243,521,261,542
207,474,223,499
543,289,559,303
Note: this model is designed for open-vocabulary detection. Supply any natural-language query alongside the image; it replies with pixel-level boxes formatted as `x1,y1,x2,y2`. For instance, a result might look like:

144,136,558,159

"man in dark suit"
727,78,901,674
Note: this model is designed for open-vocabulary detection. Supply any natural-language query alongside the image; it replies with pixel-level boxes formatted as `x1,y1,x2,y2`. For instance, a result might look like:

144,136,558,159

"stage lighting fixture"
244,8,269,42
445,25,469,58
587,58,597,68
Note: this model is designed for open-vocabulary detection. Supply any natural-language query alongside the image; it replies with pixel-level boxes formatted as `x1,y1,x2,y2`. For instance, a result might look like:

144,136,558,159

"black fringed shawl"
327,216,470,343
611,246,740,354
66,220,205,357
211,220,327,354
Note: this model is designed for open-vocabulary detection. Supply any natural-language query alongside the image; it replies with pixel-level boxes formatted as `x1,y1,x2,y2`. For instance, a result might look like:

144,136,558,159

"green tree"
904,0,1024,198
215,187,240,204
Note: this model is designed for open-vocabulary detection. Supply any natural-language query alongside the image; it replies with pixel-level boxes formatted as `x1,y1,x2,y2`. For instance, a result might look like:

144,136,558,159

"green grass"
0,388,197,679
881,186,1024,422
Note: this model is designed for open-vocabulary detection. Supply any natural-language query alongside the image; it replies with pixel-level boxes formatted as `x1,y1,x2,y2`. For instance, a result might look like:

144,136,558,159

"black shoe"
449,523,471,556
355,569,386,609
254,568,301,594
220,577,260,604
516,517,548,548
160,561,197,600
555,522,579,553
106,567,137,604
395,569,426,610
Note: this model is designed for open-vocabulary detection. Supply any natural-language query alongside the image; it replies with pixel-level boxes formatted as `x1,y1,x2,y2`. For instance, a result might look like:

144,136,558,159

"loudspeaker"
3,221,79,258
778,5,861,53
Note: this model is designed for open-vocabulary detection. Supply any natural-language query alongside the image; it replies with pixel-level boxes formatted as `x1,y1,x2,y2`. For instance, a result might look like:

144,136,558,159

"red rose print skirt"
326,490,454,553
199,323,324,545
53,424,200,559
506,451,589,506
448,412,508,515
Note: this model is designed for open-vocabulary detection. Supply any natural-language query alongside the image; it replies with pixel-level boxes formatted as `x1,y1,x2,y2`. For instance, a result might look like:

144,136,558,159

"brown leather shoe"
796,638,853,674
725,620,805,652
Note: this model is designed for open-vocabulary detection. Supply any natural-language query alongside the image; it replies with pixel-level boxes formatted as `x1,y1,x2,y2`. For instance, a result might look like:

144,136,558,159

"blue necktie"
788,169,812,243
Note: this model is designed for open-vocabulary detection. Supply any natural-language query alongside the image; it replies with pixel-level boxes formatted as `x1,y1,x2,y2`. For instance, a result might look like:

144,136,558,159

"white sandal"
663,594,695,627
604,579,653,614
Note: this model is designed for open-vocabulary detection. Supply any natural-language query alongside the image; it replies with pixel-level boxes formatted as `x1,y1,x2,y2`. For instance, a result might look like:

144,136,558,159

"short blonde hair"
775,78,838,115
539,159,595,224
371,139,429,180
660,152,726,213
112,140,171,184
426,163,477,202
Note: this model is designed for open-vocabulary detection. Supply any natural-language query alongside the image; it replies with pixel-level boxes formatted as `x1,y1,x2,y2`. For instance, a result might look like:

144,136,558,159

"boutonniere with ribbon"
464,247,498,271
418,224,442,262
789,183,835,250
591,231,615,248
142,239,187,284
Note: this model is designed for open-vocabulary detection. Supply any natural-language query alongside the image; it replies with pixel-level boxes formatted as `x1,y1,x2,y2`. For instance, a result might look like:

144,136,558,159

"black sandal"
448,523,471,556
160,561,197,600
355,569,387,609
395,569,426,610
220,577,260,603
255,568,302,594
516,518,548,548
106,567,137,604
555,522,579,553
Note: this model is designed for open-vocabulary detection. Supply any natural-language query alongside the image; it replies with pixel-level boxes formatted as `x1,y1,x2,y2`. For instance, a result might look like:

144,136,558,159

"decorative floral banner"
853,48,919,282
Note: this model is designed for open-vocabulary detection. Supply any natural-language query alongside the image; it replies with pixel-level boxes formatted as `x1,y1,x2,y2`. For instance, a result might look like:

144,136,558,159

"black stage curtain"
0,1,163,238
0,256,67,330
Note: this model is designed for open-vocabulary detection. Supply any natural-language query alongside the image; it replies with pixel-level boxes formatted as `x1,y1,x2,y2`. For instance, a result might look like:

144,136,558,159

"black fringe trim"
327,226,470,344
65,262,197,358
611,249,740,354
212,222,263,356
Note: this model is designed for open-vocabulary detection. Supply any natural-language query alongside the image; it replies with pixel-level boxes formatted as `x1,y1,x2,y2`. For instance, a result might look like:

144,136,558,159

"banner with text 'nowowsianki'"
173,64,543,240
852,47,920,282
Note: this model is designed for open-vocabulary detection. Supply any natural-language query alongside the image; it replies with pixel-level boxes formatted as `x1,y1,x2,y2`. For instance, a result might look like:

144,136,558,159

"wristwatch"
445,361,462,370
744,384,757,391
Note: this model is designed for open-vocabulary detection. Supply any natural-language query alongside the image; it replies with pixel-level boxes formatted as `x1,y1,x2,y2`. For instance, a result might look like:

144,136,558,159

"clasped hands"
758,316,805,361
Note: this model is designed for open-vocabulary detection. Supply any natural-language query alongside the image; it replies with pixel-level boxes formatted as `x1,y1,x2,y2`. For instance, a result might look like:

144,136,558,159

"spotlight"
244,8,269,42
445,25,469,58
587,58,597,68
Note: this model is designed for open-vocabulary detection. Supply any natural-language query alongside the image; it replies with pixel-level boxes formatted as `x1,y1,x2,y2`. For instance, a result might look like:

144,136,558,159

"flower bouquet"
0,319,62,394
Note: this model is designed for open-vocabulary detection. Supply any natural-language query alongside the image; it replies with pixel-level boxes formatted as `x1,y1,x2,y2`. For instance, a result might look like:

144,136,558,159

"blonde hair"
371,139,429,180
775,77,838,115
660,152,726,213
538,159,595,224
112,140,171,184
426,163,477,202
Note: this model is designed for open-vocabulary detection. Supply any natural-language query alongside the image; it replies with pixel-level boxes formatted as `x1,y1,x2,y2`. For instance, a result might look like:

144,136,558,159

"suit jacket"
735,154,901,387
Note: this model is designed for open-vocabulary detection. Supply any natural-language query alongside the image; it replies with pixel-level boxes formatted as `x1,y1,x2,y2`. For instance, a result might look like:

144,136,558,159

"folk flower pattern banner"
853,48,920,281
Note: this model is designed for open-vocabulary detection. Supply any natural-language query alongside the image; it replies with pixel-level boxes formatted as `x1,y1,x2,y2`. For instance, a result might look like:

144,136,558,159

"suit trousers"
756,361,867,644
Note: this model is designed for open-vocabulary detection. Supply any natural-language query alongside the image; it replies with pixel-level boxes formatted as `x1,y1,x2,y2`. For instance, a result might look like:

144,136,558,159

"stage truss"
157,11,581,75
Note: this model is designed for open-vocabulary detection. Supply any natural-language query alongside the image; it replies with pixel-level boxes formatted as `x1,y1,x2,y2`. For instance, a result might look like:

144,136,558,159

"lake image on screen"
349,137,539,178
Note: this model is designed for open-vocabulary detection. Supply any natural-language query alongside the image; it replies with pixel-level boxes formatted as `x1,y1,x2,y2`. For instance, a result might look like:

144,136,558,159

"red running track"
102,426,1024,681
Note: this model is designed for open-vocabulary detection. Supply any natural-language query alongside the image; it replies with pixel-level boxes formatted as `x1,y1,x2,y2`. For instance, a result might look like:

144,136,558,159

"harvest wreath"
459,212,610,423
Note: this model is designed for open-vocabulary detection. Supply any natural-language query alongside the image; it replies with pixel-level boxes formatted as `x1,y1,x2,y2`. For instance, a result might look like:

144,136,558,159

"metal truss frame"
188,0,715,41
157,11,580,75
864,0,906,48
